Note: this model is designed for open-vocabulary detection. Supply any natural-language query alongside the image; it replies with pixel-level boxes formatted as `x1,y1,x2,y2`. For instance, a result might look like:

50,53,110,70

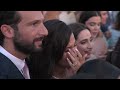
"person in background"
79,11,108,60
68,23,120,79
68,23,96,61
98,11,111,40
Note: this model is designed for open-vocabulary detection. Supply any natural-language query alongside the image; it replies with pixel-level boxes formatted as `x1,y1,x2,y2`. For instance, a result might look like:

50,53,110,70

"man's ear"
0,24,14,38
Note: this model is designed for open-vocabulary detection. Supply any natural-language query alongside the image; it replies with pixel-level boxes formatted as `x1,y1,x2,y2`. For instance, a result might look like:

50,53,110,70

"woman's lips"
85,51,91,55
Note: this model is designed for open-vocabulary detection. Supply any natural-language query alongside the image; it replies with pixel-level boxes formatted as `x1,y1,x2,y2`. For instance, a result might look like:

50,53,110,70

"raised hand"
65,47,87,78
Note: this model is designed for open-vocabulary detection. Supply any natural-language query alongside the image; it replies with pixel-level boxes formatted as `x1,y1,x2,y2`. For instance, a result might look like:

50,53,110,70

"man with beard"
0,11,48,79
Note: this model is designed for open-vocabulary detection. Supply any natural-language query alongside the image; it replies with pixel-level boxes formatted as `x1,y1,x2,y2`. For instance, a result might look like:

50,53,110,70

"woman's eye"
81,42,86,44
89,23,95,26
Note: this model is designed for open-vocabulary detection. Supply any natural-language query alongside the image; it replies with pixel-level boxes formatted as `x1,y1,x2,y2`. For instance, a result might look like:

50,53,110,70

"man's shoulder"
0,53,11,63
0,53,24,79
0,53,14,71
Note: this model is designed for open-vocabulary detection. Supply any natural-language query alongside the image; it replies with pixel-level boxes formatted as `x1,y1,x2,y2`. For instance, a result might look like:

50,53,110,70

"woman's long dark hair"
79,11,102,38
43,19,72,75
79,11,100,24
68,23,90,40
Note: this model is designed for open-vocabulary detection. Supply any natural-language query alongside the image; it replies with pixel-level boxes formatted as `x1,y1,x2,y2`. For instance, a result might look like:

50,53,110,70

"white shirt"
0,46,30,79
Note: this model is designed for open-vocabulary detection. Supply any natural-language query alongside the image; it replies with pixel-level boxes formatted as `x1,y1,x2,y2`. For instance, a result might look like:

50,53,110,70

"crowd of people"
0,11,120,79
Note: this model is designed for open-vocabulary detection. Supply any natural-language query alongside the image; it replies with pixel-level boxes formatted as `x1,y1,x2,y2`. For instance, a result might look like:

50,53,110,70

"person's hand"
65,47,87,78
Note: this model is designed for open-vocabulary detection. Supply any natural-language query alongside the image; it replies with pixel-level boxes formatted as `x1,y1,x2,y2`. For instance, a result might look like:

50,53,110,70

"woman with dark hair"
69,23,96,61
79,11,108,60
29,19,85,79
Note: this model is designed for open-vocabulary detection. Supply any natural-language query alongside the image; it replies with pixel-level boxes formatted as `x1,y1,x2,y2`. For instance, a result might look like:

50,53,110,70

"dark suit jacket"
0,53,25,79
71,59,120,79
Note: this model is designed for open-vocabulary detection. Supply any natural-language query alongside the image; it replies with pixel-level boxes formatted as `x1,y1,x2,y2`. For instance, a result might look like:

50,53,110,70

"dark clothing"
106,38,120,69
28,52,51,79
71,73,98,79
101,24,108,33
71,59,120,79
0,53,25,79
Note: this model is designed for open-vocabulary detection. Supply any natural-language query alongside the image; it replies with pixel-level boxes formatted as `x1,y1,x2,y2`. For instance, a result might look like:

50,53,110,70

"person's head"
0,11,48,55
79,11,101,38
98,11,109,25
43,19,75,69
69,23,93,59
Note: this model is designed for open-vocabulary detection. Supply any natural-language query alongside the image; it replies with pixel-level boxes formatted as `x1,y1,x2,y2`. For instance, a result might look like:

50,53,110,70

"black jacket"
71,59,120,79
0,53,25,79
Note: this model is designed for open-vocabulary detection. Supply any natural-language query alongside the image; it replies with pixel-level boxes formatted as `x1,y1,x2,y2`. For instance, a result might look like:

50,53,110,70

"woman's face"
85,16,101,38
58,33,76,67
76,29,93,59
